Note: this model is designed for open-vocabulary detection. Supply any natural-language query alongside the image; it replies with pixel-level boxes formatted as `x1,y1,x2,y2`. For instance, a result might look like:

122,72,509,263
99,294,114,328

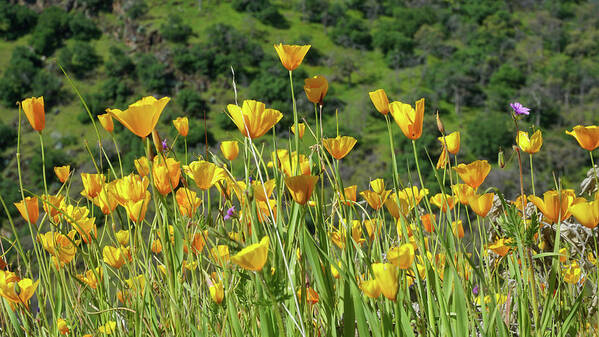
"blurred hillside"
1,0,599,228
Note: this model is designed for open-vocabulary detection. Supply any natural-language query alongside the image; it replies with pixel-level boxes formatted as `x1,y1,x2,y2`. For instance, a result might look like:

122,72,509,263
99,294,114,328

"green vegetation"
1,0,599,230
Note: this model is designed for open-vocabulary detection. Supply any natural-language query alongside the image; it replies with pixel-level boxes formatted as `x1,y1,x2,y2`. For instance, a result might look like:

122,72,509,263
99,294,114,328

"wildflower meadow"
2,42,599,337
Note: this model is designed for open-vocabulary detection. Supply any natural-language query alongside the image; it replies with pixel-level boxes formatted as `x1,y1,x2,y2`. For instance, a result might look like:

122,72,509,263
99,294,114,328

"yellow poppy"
209,277,224,304
430,193,457,212
21,96,45,132
190,230,209,254
368,89,390,115
175,187,202,218
488,238,511,257
41,194,63,222
152,156,181,195
436,147,449,169
98,113,114,133
565,125,599,151
54,165,71,183
369,178,385,195
453,160,491,190
339,185,357,205
273,43,310,71
517,130,542,154
220,140,240,161
184,160,226,190
397,186,428,208
438,131,460,154
297,287,319,305
304,75,328,104
468,193,495,217
113,174,149,205
107,96,170,138
421,213,436,233
123,192,151,223
57,318,69,335
360,190,391,210
563,261,583,284
80,173,105,199
322,135,358,160
98,321,117,335
115,230,130,246
389,98,425,140
0,274,39,308
387,244,415,269
452,220,464,239
252,179,276,202
90,182,118,215
77,267,102,289
290,123,306,139
570,199,599,229
231,236,269,271
14,196,39,224
372,263,399,301
452,184,475,205
384,193,411,219
228,100,283,139
38,231,77,265
284,175,318,205
528,189,583,224
103,245,130,269
171,116,188,137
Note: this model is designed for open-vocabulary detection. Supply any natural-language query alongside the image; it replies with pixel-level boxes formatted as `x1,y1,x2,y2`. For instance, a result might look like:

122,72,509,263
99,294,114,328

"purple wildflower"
224,206,235,220
472,285,479,296
249,176,254,183
161,139,168,150
510,102,530,116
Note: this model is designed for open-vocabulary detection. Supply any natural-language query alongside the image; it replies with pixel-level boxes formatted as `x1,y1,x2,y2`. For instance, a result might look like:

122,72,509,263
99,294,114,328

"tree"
330,16,372,50
0,46,41,106
136,53,173,94
105,46,135,78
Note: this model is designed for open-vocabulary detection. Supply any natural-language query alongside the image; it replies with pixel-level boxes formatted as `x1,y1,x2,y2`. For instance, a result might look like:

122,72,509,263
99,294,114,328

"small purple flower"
224,206,235,220
510,102,530,116
249,176,254,183
472,285,479,296
161,139,168,150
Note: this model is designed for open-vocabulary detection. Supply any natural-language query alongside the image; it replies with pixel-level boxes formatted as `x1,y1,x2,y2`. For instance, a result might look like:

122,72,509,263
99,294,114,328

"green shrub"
105,46,135,78
0,3,37,40
69,12,102,41
160,15,193,43
330,16,371,50
0,46,41,106
125,0,148,19
31,70,65,107
58,41,102,78
176,89,207,117
29,6,70,56
136,53,173,94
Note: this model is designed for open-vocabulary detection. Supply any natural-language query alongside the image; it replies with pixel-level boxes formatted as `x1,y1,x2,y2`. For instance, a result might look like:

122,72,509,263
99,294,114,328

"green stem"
529,154,536,197
289,70,300,175
590,151,599,194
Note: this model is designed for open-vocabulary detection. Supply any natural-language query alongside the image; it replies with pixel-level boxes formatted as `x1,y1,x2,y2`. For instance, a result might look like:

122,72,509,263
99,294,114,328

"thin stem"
529,154,536,196
289,70,300,175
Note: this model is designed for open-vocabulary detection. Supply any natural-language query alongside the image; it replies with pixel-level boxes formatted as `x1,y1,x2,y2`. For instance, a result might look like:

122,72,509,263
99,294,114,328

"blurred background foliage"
1,0,598,229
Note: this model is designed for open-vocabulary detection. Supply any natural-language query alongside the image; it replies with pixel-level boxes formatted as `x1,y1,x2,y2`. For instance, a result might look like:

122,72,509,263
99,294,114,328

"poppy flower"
98,113,114,133
438,131,460,154
175,188,202,218
489,238,511,257
304,75,328,105
528,189,583,224
570,199,599,229
368,89,390,115
184,160,226,190
21,96,45,132
565,125,599,151
80,173,105,199
322,135,357,160
172,117,189,137
453,160,491,190
107,96,170,138
227,100,283,139
284,175,318,205
387,244,415,269
290,123,306,139
389,98,425,140
273,43,310,71
372,263,399,301
54,165,71,183
231,236,269,271
517,130,543,154
152,156,181,195
468,193,495,217
360,279,381,298
14,197,39,224
220,140,240,161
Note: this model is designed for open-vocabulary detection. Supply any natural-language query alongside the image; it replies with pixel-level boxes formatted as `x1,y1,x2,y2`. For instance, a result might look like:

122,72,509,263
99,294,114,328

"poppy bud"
498,148,505,168
436,111,445,135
